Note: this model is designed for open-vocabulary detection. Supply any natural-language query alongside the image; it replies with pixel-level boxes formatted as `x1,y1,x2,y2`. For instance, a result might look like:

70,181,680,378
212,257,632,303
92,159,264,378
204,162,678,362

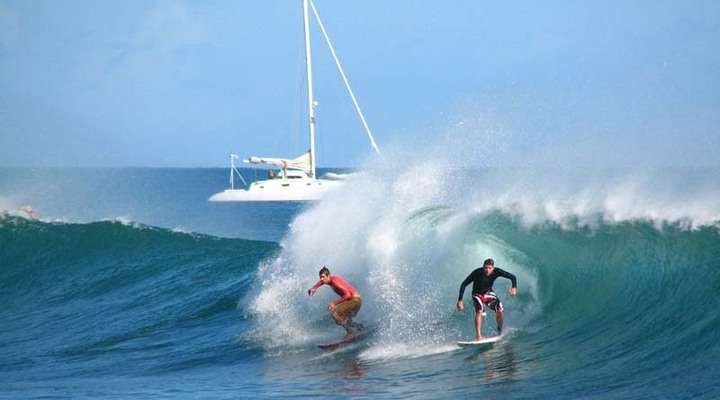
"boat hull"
208,178,342,202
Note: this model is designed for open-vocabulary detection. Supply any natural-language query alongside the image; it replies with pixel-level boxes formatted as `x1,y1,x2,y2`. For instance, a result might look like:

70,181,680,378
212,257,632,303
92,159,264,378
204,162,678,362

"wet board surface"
318,327,373,350
457,335,503,347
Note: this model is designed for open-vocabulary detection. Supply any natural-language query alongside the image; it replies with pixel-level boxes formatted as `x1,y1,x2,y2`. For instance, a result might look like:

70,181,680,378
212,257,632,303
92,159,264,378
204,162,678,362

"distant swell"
0,215,277,375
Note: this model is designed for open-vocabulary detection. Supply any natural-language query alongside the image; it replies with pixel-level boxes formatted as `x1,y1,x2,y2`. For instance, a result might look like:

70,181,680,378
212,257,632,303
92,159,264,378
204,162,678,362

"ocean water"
1,164,719,399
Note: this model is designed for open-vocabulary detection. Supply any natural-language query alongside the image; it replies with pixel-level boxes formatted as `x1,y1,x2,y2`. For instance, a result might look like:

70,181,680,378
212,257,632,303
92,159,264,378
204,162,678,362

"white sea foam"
359,343,460,361
250,128,719,356
459,168,720,230
172,226,192,234
250,159,539,354
104,215,136,226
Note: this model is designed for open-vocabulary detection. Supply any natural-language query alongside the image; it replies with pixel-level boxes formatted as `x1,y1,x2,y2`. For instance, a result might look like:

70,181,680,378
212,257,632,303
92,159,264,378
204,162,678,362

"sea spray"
248,135,720,361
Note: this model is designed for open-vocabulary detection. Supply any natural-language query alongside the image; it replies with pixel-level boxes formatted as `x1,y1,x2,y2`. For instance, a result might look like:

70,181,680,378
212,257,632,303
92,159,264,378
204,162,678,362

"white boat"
209,0,380,202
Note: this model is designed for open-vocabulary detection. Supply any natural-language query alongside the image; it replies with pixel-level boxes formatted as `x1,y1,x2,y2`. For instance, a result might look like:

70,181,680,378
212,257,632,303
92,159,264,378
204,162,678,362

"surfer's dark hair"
483,258,495,267
319,266,330,276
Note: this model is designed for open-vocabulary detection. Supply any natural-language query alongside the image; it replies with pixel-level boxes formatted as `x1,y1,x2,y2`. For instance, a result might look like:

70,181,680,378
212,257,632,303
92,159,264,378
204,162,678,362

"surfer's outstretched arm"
308,280,324,296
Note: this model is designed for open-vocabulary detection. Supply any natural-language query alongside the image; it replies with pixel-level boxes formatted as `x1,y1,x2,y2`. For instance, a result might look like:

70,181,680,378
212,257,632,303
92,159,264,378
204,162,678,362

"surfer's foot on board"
341,322,365,339
348,322,364,333
342,330,359,340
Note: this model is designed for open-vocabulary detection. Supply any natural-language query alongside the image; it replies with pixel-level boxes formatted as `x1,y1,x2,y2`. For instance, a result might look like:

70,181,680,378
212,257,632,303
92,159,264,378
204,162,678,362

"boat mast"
309,1,381,154
302,0,317,178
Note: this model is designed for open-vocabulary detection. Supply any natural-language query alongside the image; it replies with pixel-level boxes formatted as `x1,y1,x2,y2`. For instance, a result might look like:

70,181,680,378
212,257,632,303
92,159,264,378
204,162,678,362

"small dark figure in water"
20,205,38,220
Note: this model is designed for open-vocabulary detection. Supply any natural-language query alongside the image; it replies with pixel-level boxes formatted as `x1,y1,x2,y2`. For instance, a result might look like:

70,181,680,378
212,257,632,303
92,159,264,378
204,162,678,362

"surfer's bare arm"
457,273,474,310
308,280,323,296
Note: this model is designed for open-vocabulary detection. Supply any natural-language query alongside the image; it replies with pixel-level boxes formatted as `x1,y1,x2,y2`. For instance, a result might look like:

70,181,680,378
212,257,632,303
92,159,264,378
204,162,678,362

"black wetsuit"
458,267,517,301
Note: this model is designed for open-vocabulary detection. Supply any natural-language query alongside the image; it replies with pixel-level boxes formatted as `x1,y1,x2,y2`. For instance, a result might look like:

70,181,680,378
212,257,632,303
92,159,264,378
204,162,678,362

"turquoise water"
1,167,719,399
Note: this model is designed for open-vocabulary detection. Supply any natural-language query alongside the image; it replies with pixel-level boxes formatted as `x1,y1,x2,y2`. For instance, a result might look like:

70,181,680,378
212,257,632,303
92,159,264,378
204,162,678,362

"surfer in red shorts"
457,258,517,340
308,266,363,338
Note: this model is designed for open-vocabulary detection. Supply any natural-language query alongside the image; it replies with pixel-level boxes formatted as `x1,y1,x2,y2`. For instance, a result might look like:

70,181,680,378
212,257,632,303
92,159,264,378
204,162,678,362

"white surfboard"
457,335,503,347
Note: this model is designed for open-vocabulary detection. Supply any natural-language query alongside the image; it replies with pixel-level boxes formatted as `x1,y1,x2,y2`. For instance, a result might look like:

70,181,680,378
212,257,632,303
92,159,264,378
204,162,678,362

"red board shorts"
472,290,504,314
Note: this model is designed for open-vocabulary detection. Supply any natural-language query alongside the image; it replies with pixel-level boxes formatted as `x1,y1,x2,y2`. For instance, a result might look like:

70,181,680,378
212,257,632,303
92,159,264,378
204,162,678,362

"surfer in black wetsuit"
457,258,517,340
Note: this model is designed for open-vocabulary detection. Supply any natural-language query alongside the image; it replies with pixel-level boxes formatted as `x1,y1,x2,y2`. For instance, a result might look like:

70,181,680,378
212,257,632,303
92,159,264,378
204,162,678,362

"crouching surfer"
457,258,517,340
308,266,363,339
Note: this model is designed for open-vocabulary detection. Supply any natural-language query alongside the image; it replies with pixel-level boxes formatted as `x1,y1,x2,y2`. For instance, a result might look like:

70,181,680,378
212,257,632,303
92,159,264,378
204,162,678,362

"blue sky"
1,0,718,167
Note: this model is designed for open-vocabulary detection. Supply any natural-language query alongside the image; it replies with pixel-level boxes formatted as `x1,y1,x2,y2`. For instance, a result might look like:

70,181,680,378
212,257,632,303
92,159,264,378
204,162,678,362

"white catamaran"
209,0,380,202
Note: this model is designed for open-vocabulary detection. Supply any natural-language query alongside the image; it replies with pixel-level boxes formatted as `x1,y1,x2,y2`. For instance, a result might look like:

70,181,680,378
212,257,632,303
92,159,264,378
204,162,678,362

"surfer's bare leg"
474,311,484,340
342,316,354,336
331,310,354,337
331,310,348,327
496,310,504,335
344,321,355,337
